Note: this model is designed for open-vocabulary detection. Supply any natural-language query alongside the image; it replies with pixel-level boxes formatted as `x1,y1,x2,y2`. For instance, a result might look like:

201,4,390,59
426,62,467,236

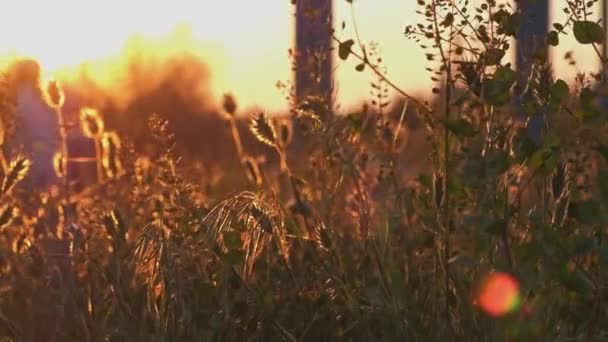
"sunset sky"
0,1,602,112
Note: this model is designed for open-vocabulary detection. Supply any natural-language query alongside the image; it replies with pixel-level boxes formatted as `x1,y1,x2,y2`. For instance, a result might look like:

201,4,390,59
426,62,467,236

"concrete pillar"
516,0,549,144
294,0,333,103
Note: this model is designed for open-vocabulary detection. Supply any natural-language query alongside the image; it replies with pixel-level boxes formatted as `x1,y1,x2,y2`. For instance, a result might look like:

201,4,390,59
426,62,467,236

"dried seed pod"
52,152,65,178
278,120,292,148
45,79,65,109
101,131,123,178
223,93,238,116
0,204,18,229
249,113,277,147
250,206,273,233
80,107,104,139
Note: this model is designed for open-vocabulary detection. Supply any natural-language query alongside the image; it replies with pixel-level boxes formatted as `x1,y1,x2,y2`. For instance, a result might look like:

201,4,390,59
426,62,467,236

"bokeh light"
477,272,521,317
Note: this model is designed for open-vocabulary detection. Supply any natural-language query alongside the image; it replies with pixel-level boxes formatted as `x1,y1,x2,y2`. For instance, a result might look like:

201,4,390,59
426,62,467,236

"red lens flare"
476,272,521,317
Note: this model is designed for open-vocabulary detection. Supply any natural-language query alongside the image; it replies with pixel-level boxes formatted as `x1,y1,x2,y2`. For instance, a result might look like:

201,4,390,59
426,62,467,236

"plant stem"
330,35,432,115
0,148,8,175
229,117,244,159
430,0,453,331
55,107,70,212
94,138,103,183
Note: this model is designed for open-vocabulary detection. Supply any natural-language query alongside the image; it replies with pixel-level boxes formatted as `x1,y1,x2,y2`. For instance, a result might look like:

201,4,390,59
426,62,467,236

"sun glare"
0,0,598,112
0,0,292,112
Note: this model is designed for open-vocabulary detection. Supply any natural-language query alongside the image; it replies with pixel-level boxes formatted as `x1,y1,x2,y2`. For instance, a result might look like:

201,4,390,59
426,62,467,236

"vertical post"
603,0,607,79
516,0,549,144
295,0,333,104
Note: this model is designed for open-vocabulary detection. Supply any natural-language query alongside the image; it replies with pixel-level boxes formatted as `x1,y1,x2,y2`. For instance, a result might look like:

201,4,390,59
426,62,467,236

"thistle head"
44,79,65,109
222,93,238,117
80,107,104,139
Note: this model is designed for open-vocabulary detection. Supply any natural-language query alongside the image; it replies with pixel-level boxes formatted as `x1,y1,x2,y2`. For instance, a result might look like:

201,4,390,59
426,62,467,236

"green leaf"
484,218,506,235
599,170,608,205
355,63,365,72
561,269,594,295
418,173,432,189
593,144,608,162
571,236,597,257
573,21,604,45
569,200,602,224
553,23,564,32
442,13,454,28
346,112,365,132
494,66,517,85
580,87,596,107
486,150,510,175
599,247,608,270
512,130,538,161
222,231,242,250
578,87,601,122
493,10,520,36
443,118,476,137
543,133,561,149
223,250,244,266
483,66,517,106
530,148,557,174
547,30,559,46
483,48,505,65
339,39,355,60
549,79,569,107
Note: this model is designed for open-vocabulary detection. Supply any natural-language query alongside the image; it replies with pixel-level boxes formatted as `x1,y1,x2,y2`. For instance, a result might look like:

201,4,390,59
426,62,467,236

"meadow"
0,0,607,341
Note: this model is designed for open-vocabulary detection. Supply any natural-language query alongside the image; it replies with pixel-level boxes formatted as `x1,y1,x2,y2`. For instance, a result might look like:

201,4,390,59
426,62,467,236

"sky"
0,0,602,112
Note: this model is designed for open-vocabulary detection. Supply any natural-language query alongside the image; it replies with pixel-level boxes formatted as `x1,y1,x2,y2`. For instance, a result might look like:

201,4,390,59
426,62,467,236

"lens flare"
476,272,521,317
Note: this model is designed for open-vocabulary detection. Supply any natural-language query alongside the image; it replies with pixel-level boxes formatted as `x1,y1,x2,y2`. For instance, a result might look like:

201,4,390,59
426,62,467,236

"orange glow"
477,272,521,317
0,0,436,112
0,1,600,112
0,1,292,112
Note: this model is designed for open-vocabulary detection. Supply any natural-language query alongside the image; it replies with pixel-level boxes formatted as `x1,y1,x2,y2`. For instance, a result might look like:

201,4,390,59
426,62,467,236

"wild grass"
0,0,606,341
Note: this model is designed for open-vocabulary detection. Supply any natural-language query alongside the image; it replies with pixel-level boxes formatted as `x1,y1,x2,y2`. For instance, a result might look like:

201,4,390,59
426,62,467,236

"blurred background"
2,1,601,111
0,0,606,189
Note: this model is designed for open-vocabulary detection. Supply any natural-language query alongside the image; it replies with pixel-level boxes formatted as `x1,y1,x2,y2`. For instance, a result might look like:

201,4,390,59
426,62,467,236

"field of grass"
0,0,607,341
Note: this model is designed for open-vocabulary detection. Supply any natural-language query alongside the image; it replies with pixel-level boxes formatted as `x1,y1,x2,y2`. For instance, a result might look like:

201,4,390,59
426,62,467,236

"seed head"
223,93,238,116
80,108,104,139
1,155,31,194
277,121,292,148
53,152,66,178
249,113,277,147
45,79,65,109
101,131,123,178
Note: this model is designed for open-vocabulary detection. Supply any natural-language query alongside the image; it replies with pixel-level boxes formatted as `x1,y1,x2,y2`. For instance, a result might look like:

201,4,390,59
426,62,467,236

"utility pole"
294,0,333,104
516,0,549,144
